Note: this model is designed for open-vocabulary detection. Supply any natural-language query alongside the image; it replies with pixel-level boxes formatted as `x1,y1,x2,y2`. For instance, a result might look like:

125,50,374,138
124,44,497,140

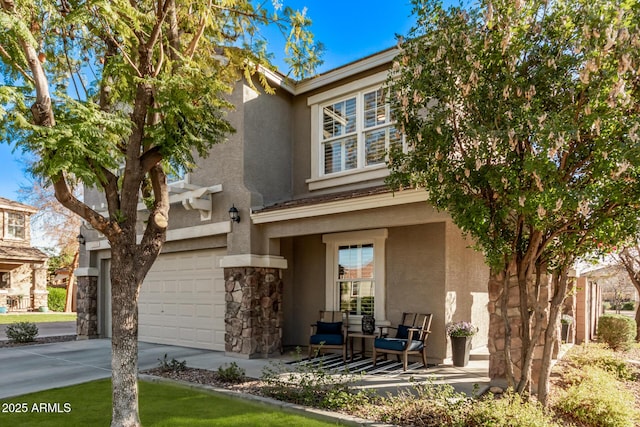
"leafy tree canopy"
0,2,322,424
0,0,322,198
389,0,640,271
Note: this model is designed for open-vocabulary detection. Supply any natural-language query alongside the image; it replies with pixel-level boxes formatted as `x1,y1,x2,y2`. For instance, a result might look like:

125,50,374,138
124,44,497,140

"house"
0,197,48,312
77,48,491,364
581,264,638,308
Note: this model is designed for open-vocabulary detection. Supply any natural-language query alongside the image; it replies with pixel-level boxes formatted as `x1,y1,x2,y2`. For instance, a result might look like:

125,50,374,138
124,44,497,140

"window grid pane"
320,87,402,176
322,97,356,141
339,281,374,315
324,136,357,174
337,244,374,316
7,213,25,239
365,128,387,165
363,89,386,129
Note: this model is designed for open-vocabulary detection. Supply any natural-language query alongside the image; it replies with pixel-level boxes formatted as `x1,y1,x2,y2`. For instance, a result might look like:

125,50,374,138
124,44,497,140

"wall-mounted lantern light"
77,233,86,245
228,205,241,223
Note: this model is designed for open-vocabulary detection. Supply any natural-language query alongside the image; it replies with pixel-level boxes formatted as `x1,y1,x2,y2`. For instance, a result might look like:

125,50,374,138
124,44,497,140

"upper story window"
321,89,402,175
7,212,25,239
307,71,404,191
166,164,188,185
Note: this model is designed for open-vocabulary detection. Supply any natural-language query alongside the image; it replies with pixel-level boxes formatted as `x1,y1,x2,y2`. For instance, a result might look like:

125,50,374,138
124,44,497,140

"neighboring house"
582,264,638,307
77,48,491,364
0,197,48,312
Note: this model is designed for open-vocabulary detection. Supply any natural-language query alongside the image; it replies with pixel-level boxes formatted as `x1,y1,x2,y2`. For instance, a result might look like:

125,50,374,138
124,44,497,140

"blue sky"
0,1,417,201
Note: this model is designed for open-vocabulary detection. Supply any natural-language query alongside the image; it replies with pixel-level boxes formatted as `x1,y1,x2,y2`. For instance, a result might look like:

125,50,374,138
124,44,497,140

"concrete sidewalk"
0,338,490,400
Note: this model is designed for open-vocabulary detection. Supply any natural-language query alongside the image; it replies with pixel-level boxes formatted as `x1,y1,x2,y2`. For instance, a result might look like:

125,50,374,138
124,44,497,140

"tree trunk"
110,246,142,427
635,305,640,342
617,247,640,341
65,250,79,312
537,267,570,406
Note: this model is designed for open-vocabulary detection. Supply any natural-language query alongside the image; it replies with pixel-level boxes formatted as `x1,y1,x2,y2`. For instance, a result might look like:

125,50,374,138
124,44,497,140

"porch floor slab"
0,338,490,401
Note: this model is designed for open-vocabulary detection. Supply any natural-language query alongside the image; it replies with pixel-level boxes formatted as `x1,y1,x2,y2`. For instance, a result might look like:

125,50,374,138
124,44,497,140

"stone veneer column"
0,289,7,309
31,263,49,309
224,267,284,358
75,267,99,339
488,271,550,392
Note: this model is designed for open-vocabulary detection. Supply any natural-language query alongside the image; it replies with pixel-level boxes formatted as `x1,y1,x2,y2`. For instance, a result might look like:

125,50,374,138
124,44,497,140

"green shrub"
466,390,560,427
217,362,245,384
564,343,633,381
357,380,469,427
597,314,636,351
261,347,375,411
46,287,66,312
554,366,639,427
157,354,186,372
621,301,635,311
6,321,39,343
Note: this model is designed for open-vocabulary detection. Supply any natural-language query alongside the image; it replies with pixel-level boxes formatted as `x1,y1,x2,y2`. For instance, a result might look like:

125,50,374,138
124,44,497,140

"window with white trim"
7,212,25,239
338,243,375,315
307,71,404,191
321,87,402,175
323,229,387,321
166,164,188,185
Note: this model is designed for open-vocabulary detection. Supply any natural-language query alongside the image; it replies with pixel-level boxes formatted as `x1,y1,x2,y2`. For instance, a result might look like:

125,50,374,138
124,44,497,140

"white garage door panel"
138,249,226,351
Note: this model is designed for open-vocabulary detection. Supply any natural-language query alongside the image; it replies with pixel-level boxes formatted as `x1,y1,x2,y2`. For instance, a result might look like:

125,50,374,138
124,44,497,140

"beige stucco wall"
444,222,490,355
386,223,447,361
281,234,326,347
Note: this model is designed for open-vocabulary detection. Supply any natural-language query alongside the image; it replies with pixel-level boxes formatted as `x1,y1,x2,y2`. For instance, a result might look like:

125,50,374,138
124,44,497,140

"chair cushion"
374,338,424,352
316,321,342,335
396,324,412,339
310,334,344,346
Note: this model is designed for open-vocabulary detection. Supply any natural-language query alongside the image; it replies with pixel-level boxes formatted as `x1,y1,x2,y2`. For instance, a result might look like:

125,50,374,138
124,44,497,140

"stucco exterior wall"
243,84,293,207
280,234,326,348
444,222,490,354
386,223,448,361
259,201,449,244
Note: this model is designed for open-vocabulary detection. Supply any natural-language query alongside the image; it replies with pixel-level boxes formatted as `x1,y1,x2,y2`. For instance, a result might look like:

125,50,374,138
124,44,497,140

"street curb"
138,374,397,427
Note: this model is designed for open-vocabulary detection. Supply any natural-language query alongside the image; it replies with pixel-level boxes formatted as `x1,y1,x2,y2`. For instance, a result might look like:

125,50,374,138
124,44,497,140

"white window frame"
166,165,190,186
5,211,25,240
322,229,388,323
307,71,403,191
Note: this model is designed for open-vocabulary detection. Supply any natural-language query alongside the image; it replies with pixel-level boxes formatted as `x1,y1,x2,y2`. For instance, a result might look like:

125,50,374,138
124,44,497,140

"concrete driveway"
0,339,217,399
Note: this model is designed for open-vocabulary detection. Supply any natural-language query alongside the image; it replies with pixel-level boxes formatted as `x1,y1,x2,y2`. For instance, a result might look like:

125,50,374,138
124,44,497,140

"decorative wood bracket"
175,184,223,221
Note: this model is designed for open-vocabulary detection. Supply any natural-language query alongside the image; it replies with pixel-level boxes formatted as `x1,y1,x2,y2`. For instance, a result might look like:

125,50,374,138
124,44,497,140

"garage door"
136,249,226,350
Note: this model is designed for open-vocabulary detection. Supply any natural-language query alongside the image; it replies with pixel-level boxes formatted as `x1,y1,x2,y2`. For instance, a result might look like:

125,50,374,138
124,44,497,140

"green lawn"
0,313,77,324
0,379,341,426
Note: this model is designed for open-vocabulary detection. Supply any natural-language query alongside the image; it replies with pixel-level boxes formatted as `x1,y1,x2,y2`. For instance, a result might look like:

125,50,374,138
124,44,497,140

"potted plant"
447,321,478,367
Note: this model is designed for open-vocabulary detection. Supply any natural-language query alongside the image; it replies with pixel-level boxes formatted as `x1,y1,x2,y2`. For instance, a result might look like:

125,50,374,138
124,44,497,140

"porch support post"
220,255,287,359
0,289,7,309
31,262,49,309
75,267,99,339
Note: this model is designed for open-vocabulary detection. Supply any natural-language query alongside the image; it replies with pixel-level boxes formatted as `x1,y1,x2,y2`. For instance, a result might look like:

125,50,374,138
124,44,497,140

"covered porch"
0,246,49,312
